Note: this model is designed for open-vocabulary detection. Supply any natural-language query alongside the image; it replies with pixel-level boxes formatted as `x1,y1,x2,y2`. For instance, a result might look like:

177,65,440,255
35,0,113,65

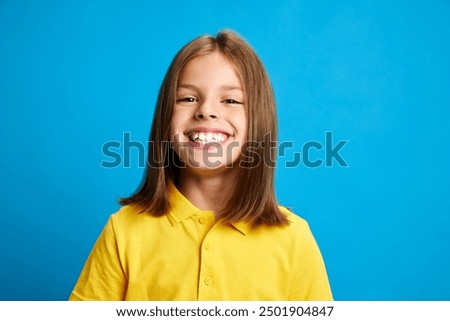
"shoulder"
276,206,317,243
101,205,172,249
107,205,167,233
278,206,310,230
111,204,144,220
277,206,325,262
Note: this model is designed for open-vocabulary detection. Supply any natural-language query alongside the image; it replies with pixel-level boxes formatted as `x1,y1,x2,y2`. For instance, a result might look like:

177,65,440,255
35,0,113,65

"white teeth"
188,131,228,144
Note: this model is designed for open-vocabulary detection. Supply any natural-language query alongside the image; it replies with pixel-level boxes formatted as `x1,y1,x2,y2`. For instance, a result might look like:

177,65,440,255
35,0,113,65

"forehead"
178,51,243,89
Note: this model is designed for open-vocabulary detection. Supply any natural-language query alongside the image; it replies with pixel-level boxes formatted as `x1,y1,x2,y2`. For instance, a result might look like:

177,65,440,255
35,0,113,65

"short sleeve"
69,216,127,300
288,221,333,300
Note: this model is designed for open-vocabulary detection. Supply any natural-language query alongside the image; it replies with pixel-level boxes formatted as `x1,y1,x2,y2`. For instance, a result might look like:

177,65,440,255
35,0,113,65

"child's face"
170,51,247,172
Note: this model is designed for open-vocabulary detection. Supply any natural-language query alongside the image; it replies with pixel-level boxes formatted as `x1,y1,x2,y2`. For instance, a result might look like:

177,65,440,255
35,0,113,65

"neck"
177,168,238,217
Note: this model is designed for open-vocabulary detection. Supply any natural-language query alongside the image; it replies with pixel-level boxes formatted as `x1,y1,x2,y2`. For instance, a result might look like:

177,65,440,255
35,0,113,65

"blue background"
1,0,449,300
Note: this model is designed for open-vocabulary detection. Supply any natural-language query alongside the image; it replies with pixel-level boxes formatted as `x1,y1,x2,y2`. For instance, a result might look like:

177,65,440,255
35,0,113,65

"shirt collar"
230,221,251,235
166,181,251,235
166,181,202,225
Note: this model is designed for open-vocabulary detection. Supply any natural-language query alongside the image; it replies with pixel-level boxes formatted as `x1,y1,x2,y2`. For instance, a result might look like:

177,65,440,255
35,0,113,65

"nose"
194,101,219,120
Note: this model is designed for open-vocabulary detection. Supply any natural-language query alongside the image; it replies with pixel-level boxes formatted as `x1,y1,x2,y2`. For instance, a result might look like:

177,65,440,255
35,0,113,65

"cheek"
234,111,247,138
170,111,192,144
169,111,185,137
169,123,176,141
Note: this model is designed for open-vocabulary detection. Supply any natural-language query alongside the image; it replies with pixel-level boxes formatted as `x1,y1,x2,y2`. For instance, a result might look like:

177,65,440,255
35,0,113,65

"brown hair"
119,30,288,227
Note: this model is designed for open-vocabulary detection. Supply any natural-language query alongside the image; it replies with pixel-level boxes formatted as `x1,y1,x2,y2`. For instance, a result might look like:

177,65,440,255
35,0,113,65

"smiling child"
69,30,332,301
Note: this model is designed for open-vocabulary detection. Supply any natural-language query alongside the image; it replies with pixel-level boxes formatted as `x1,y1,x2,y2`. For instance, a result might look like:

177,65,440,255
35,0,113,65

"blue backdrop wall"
1,0,449,300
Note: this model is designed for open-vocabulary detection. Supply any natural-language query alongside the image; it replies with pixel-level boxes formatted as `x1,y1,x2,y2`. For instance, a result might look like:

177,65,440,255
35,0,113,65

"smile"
188,131,229,144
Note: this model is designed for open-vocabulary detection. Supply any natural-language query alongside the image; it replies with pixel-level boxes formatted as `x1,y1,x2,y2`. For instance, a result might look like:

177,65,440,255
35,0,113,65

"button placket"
197,219,216,300
194,214,211,242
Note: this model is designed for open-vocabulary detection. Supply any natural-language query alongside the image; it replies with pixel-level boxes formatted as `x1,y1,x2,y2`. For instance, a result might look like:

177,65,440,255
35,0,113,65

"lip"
184,127,232,136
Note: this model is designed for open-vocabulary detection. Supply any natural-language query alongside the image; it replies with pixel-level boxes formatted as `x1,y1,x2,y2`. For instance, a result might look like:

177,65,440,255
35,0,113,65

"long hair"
119,30,288,227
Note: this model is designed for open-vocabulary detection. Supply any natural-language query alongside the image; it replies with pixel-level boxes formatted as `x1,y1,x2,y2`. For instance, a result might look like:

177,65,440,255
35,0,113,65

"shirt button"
198,217,206,224
204,243,211,251
204,277,212,286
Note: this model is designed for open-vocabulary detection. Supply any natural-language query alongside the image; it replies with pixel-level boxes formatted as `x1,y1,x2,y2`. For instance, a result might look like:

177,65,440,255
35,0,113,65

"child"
69,30,333,301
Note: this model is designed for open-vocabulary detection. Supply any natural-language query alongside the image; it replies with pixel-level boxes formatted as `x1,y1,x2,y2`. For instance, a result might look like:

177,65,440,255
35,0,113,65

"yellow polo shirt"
69,184,332,300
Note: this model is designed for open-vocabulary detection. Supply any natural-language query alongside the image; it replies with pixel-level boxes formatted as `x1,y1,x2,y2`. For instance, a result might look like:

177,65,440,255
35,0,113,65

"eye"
222,99,242,105
176,97,198,103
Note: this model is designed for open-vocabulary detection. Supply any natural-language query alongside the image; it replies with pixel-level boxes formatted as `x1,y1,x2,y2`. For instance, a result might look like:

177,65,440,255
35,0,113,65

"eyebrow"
177,83,244,92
